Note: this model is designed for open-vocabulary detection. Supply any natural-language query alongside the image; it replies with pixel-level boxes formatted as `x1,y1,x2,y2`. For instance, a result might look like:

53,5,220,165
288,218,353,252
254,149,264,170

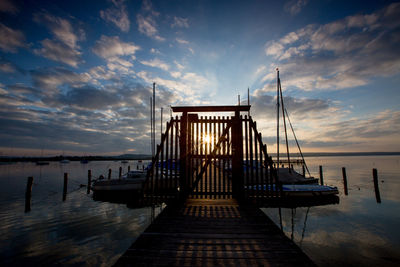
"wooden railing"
142,115,281,203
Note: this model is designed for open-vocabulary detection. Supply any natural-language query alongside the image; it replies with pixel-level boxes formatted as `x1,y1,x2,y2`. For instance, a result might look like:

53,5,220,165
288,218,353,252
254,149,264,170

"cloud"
0,58,19,73
100,0,130,32
150,48,161,54
34,13,83,49
31,67,90,95
171,16,189,28
92,35,140,59
136,0,165,41
284,0,309,15
33,13,84,66
34,39,82,67
251,92,331,121
176,38,189,45
0,23,26,52
0,0,18,14
140,58,170,71
264,3,400,91
59,86,121,109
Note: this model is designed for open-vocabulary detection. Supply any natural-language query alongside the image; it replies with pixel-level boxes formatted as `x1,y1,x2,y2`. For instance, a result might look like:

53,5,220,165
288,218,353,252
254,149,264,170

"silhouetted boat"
249,184,339,197
92,170,146,193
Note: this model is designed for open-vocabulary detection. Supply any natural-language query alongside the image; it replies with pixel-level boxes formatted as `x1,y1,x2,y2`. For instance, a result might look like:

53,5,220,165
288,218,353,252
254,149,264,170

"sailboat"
274,69,338,196
275,68,318,184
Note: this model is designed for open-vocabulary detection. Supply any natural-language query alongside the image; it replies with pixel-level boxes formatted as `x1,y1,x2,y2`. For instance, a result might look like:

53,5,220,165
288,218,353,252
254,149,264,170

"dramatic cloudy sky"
0,0,399,156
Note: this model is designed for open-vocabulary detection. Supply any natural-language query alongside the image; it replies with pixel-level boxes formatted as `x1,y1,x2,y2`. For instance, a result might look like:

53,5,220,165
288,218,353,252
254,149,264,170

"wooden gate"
143,106,280,202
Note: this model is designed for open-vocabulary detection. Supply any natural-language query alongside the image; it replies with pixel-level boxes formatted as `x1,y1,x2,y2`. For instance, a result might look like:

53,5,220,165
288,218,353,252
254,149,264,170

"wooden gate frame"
143,105,280,203
173,105,250,199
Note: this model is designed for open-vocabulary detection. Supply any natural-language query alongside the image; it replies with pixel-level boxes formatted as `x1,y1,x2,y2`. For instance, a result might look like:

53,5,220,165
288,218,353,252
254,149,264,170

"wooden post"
25,176,33,212
373,168,381,203
179,112,187,199
128,165,131,172
319,166,324,185
108,168,112,180
342,167,348,195
302,164,305,177
119,166,122,179
63,173,68,201
87,170,91,194
232,111,244,199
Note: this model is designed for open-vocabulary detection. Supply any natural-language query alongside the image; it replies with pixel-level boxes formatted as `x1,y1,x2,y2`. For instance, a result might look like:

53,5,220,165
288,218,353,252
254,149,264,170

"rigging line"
300,207,310,248
284,107,311,177
279,79,291,170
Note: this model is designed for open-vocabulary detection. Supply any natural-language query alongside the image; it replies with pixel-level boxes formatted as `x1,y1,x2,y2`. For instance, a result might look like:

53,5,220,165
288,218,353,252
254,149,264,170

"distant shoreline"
0,152,399,163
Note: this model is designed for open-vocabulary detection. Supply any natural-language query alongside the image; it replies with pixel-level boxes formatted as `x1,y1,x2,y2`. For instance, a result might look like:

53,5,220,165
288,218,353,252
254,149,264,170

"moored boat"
92,170,146,193
248,184,339,197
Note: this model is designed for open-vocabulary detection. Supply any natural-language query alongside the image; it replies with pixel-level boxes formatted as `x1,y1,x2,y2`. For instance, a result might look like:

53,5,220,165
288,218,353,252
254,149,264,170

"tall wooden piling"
108,168,112,180
87,170,91,194
63,173,68,201
342,167,348,195
373,168,381,203
319,165,324,185
128,165,131,172
25,176,33,212
119,167,122,179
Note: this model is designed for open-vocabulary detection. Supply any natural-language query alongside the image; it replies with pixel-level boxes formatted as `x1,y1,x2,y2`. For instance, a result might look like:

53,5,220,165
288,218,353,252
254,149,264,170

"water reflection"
263,156,400,266
0,161,157,266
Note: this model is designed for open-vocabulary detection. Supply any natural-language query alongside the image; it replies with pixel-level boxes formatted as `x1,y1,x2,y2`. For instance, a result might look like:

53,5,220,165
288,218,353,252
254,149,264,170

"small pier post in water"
119,167,122,179
25,176,33,212
128,165,131,172
373,168,381,203
342,167,348,195
87,170,91,194
108,168,112,180
63,173,68,201
319,165,324,185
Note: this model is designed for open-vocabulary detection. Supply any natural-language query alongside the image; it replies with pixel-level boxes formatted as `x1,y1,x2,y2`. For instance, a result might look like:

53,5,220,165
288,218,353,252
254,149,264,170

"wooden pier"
114,198,315,266
114,106,316,266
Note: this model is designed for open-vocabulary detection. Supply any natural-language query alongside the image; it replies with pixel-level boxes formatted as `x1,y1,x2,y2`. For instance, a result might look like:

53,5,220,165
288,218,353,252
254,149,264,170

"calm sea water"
0,160,160,266
0,156,399,266
262,155,400,266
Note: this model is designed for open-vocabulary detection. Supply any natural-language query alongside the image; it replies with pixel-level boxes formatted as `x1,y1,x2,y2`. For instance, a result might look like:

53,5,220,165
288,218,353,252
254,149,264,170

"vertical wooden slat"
249,118,254,197
165,124,169,198
160,134,165,199
253,122,259,197
174,116,179,193
217,116,223,198
208,118,212,199
213,116,217,198
222,117,226,199
204,117,208,197
244,115,249,198
200,116,203,197
259,133,264,197
169,119,174,194
155,144,160,198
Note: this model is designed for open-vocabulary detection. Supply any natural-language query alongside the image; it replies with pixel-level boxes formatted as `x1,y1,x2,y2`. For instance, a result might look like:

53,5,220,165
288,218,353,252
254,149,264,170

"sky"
0,0,399,156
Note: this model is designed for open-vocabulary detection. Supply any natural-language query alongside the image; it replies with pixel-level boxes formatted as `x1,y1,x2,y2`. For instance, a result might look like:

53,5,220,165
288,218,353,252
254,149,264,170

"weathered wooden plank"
114,199,315,267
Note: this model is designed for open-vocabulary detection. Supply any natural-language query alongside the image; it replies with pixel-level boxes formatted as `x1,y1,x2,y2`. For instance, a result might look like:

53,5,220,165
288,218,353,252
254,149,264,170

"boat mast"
276,68,280,174
152,82,156,157
279,78,291,172
248,87,250,116
150,96,153,157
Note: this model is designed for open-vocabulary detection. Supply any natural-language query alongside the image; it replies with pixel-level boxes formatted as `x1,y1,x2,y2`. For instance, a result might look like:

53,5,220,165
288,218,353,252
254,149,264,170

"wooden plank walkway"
114,198,315,266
